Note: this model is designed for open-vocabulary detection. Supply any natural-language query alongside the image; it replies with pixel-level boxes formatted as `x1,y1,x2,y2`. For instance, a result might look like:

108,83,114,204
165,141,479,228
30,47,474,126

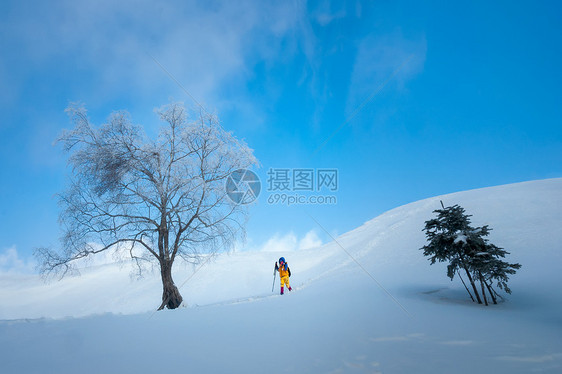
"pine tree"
421,202,521,305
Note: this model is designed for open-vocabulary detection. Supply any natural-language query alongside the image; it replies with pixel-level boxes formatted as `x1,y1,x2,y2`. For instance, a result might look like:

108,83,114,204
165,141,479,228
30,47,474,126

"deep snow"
1,178,561,373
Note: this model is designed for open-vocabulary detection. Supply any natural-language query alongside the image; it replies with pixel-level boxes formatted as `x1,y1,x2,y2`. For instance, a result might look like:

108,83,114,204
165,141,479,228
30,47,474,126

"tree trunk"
463,267,482,304
479,273,488,306
457,271,475,302
484,280,498,305
158,260,183,310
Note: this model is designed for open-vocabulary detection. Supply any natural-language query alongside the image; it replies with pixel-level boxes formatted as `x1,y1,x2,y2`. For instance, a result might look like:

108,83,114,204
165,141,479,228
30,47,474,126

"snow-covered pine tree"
421,204,483,304
420,202,521,306
469,235,521,304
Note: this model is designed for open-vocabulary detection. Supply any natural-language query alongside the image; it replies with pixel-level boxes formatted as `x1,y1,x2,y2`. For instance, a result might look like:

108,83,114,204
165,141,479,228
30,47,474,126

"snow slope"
1,178,561,373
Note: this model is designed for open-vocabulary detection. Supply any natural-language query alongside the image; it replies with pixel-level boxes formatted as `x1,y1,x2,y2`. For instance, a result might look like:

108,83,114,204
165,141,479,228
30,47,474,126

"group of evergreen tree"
421,202,521,306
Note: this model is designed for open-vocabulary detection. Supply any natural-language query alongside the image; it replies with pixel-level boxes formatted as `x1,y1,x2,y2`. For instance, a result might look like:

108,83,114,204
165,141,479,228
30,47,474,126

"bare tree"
35,102,257,310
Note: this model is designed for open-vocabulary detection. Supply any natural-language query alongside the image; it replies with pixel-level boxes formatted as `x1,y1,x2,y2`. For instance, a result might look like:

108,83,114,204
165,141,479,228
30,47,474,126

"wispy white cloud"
0,246,35,274
259,232,298,253
369,336,409,342
258,230,323,252
440,340,474,346
310,0,348,26
497,353,562,363
298,230,323,249
346,30,427,115
369,333,425,343
1,0,304,122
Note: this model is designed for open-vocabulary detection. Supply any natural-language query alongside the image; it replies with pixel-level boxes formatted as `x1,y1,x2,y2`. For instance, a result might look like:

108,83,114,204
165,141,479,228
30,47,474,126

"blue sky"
1,0,561,266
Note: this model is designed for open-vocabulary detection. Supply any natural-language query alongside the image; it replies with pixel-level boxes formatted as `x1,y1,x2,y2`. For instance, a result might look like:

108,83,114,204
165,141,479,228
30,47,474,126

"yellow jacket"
277,263,290,278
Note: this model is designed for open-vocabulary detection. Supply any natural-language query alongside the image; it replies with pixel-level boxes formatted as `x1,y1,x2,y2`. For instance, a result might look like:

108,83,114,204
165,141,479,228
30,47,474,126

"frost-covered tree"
35,102,257,310
420,203,521,305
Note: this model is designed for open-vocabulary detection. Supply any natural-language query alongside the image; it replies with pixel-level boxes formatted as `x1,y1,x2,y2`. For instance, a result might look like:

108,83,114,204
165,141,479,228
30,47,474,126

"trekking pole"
271,265,277,292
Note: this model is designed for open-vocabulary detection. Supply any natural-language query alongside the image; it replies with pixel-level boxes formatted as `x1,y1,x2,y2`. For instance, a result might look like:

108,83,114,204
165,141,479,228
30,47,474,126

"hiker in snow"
275,257,292,295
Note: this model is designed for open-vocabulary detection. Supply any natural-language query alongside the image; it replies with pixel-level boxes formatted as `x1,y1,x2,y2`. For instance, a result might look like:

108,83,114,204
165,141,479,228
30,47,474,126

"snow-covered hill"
1,178,561,373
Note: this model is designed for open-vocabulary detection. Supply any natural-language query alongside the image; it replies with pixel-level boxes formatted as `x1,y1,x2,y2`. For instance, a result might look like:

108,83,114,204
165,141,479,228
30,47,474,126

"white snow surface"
1,178,561,373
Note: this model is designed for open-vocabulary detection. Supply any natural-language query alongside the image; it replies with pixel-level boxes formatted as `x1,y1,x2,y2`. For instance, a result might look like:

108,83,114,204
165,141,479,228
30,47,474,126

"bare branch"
37,101,258,310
